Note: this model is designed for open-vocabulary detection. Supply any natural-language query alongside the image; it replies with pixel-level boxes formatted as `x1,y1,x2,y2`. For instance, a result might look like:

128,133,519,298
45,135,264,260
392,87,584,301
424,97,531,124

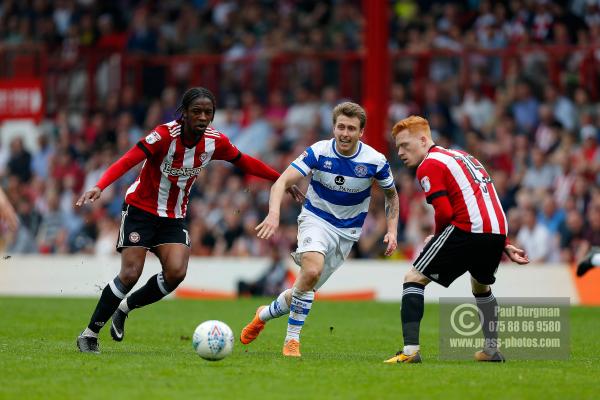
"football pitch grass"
1,297,598,400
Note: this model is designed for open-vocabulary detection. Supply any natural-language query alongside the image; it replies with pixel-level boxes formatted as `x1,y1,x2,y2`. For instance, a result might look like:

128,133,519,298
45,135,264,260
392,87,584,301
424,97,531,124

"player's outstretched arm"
382,187,399,256
232,153,304,202
75,186,102,206
0,187,19,231
256,166,304,240
75,145,147,208
504,244,530,265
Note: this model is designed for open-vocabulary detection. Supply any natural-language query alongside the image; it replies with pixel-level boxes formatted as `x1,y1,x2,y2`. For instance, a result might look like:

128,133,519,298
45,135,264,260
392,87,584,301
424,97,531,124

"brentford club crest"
129,232,141,243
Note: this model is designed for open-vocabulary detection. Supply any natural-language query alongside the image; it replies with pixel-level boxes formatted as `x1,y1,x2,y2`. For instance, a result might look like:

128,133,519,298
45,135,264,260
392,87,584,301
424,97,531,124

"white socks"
259,289,291,322
82,327,98,338
403,345,420,355
285,287,314,342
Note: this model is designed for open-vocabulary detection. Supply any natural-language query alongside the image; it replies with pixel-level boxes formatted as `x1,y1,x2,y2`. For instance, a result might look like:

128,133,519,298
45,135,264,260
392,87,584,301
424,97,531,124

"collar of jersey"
331,138,362,159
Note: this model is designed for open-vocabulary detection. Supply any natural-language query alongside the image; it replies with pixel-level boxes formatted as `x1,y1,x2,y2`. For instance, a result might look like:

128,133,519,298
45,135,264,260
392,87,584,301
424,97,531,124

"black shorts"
413,225,506,288
116,203,190,253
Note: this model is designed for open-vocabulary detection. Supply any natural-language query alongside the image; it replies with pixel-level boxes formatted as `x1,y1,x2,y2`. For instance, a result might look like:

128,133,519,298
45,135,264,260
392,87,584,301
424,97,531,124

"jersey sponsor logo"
145,131,161,144
162,161,203,177
334,175,345,185
129,232,141,243
354,164,368,177
320,180,362,193
420,176,431,192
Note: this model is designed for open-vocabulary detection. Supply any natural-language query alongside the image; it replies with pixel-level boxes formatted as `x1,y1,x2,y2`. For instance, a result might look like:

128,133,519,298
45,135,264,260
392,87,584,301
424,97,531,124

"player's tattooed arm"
383,187,399,220
382,187,399,256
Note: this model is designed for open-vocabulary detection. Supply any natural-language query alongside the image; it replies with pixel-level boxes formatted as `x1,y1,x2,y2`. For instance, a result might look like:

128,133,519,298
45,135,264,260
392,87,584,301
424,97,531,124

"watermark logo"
439,297,570,360
449,303,483,336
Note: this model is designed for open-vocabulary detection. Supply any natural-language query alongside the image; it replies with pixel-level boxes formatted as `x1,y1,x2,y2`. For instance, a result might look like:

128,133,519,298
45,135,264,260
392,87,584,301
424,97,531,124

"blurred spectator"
512,81,539,135
458,86,494,133
0,0,599,262
36,189,69,253
544,85,576,132
516,206,554,263
233,104,275,158
537,193,565,235
522,147,558,192
237,245,290,297
7,137,32,183
582,204,600,248
558,209,586,262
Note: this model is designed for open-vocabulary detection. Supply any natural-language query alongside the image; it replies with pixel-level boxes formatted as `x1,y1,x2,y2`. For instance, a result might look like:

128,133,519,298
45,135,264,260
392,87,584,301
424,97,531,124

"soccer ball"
192,320,234,361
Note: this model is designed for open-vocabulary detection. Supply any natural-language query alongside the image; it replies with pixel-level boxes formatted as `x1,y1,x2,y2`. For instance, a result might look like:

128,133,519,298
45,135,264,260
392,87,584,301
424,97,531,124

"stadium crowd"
0,0,599,263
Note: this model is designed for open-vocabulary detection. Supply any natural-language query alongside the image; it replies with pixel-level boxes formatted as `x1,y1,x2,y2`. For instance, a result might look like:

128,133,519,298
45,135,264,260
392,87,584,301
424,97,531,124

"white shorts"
292,215,354,290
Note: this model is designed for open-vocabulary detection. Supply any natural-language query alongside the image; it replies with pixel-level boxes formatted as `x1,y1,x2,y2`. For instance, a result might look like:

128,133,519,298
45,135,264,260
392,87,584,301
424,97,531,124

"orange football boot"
240,306,266,345
282,339,301,357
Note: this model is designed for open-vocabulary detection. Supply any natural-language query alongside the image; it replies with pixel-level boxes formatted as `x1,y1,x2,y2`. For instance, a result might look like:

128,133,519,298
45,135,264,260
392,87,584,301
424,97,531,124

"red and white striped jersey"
125,120,240,218
416,146,507,235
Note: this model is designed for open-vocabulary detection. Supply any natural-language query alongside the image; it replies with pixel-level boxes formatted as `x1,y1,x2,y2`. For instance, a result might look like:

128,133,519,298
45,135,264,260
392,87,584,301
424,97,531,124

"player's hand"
424,234,434,245
75,186,102,207
383,232,397,256
504,244,530,265
286,185,305,203
255,213,280,240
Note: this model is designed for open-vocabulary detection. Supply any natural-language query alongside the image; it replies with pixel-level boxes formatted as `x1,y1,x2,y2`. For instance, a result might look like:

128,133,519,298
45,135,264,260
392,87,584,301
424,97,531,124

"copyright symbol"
450,303,483,336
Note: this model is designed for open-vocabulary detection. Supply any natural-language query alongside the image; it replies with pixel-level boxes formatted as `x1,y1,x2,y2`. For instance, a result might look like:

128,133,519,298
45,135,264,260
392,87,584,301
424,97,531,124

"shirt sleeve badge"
420,176,431,192
145,131,161,144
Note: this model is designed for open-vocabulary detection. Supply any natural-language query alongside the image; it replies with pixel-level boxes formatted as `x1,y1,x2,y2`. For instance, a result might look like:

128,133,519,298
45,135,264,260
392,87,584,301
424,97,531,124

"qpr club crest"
420,176,431,193
145,131,161,144
354,164,368,177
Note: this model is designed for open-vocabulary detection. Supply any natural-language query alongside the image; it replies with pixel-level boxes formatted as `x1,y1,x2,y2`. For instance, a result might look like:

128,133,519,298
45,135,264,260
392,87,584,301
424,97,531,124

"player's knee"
404,268,428,285
120,263,143,286
302,266,322,285
471,278,490,294
164,265,187,286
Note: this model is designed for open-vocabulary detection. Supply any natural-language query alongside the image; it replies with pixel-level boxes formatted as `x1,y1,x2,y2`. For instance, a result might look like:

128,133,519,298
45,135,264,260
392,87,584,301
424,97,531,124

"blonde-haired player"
240,102,399,357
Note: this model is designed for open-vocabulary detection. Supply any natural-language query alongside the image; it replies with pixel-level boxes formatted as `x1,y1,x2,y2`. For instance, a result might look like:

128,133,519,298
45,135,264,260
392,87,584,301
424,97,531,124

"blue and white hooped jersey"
291,139,395,241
